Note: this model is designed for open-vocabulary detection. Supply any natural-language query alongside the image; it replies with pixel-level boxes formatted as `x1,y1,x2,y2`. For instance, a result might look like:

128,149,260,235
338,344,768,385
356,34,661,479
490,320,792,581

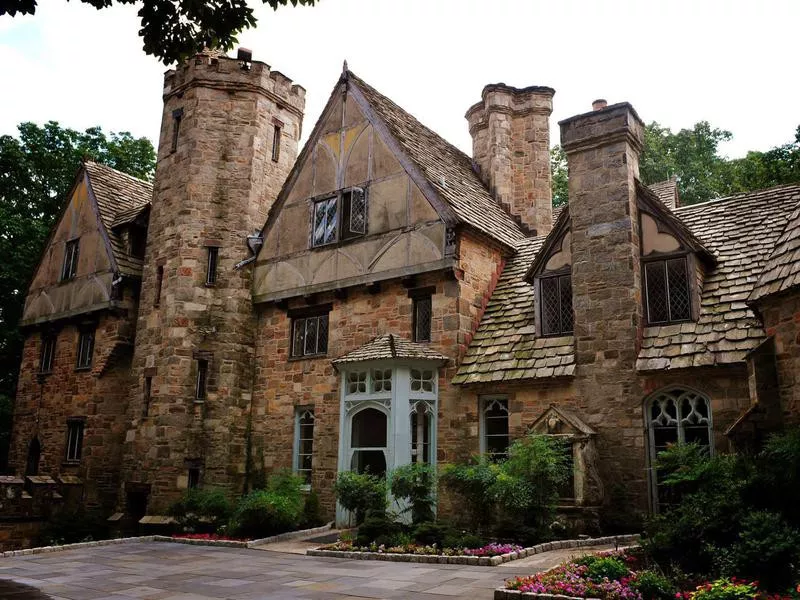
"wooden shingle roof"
332,334,449,366
637,184,800,370
348,72,525,250
748,185,800,303
84,161,152,277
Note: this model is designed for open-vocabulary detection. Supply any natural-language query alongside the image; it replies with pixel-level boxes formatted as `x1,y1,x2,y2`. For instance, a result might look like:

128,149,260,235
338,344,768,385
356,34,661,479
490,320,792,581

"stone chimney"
466,84,555,237
559,101,648,509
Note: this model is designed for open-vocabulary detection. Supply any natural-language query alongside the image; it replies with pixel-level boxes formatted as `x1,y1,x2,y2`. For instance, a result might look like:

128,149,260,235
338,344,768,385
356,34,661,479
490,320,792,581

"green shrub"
751,429,800,528
584,556,629,582
300,490,325,528
412,521,451,546
169,488,233,533
355,509,401,546
40,508,110,545
439,458,498,533
228,471,305,538
334,471,386,524
716,511,800,591
630,570,675,600
390,463,435,525
689,578,759,600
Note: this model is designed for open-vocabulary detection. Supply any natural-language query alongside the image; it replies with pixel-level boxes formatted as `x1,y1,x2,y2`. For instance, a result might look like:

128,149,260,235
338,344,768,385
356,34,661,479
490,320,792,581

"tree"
550,145,568,207
1,0,316,65
0,121,155,471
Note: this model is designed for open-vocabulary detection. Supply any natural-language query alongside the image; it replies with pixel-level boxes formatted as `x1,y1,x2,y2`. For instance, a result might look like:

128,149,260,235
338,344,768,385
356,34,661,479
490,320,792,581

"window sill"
203,283,217,288
74,366,92,372
288,354,328,362
61,461,81,467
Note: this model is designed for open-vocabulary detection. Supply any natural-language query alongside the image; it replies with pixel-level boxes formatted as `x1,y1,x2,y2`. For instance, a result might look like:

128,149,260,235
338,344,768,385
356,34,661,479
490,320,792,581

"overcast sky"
1,0,798,159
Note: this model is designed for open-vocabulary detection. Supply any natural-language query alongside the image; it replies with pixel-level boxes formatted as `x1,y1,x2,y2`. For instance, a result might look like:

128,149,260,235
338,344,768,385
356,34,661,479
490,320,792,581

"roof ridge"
675,182,800,213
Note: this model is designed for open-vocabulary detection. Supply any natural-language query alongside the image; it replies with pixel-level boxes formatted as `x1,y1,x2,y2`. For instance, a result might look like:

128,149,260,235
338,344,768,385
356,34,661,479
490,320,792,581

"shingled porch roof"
332,333,450,367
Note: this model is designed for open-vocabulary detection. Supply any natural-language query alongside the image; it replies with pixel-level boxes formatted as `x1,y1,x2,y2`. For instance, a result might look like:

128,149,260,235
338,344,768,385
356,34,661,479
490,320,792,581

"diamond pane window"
347,371,367,394
540,274,573,336
313,197,338,247
413,296,432,342
645,257,691,324
348,188,366,235
411,369,434,393
482,398,509,461
291,314,329,358
372,369,392,392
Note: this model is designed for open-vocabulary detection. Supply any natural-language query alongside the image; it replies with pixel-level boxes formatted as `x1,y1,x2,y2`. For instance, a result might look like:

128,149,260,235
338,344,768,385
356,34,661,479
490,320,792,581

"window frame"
205,246,219,286
293,408,315,488
272,123,282,162
65,419,85,463
412,294,433,343
75,327,95,370
537,269,574,337
290,310,330,359
310,187,367,249
61,238,80,281
479,396,510,461
39,332,56,374
195,359,208,401
170,108,183,153
642,253,693,326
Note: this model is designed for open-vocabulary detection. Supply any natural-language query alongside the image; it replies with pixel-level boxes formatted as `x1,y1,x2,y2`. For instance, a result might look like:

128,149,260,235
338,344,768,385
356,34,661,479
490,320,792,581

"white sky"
1,0,798,159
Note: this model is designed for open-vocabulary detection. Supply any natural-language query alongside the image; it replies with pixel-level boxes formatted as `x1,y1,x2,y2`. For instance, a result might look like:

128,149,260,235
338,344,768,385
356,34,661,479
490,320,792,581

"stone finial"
342,59,348,74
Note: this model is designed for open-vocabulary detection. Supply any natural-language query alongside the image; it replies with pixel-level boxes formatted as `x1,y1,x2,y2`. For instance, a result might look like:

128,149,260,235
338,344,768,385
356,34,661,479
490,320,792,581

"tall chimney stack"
466,84,555,237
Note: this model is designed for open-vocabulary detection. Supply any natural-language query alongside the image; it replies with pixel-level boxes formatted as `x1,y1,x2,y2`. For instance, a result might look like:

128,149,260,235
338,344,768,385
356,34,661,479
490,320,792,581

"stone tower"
121,50,305,510
466,84,555,237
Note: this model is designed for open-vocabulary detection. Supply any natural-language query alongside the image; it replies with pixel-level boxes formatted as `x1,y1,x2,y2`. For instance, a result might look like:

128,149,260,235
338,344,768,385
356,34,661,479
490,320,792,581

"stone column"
560,102,649,511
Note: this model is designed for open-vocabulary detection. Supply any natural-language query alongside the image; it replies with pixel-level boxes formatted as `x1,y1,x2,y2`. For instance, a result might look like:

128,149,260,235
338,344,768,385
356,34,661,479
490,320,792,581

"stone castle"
8,49,800,538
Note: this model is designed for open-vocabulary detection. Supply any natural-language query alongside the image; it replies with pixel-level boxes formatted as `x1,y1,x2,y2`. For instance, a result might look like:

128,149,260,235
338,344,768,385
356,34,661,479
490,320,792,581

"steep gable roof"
84,161,152,277
648,176,679,210
747,185,800,303
346,73,524,249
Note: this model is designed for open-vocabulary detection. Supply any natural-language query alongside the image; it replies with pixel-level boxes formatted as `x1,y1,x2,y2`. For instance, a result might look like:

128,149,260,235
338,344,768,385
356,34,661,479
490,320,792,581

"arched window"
645,388,712,509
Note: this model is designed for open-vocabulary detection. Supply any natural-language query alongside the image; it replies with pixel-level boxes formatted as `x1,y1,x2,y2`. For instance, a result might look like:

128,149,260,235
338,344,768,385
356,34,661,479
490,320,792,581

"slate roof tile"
333,333,449,366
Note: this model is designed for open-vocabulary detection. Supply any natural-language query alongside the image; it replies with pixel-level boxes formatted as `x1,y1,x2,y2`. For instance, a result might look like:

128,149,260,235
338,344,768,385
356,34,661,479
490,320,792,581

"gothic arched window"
645,388,712,509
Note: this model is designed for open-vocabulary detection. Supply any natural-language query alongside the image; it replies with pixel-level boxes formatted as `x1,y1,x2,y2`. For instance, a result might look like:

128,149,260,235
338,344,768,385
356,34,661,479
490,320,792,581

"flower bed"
307,534,640,566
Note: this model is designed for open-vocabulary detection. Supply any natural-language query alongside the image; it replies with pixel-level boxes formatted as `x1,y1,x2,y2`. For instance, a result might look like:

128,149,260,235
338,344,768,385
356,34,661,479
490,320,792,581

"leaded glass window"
291,314,329,357
347,371,367,394
61,238,79,281
410,369,434,393
481,397,509,461
540,274,573,336
646,388,712,509
66,420,84,463
295,409,315,485
312,189,367,247
644,257,692,324
372,369,392,393
313,197,338,247
413,296,432,342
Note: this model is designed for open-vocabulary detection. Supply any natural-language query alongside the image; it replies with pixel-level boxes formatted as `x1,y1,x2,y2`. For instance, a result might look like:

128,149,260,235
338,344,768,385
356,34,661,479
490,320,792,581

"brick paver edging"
1,536,158,558
306,534,640,566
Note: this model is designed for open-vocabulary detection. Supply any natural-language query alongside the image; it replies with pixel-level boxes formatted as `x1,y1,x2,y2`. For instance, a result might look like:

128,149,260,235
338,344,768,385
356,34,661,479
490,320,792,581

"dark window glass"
129,227,146,258
540,274,574,335
272,124,281,162
61,239,79,281
195,359,208,400
142,377,152,417
66,420,84,462
312,189,367,247
76,328,94,369
483,398,509,461
313,197,338,247
645,257,691,324
413,296,432,342
154,266,164,306
188,467,200,489
296,410,314,485
40,334,56,373
291,314,329,357
350,407,388,477
171,108,183,153
206,247,219,285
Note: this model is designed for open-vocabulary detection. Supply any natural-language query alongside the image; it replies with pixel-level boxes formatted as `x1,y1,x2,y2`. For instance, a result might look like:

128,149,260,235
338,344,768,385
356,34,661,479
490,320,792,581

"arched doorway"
25,437,41,476
349,407,388,476
645,387,712,511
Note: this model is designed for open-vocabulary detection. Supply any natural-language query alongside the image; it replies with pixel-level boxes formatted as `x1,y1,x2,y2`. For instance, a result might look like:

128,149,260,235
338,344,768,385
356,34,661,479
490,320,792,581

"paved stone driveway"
0,541,538,599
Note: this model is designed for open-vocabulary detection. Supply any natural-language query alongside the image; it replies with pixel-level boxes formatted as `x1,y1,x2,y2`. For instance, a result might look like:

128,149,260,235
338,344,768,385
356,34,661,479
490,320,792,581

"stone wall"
120,51,305,511
757,291,800,425
10,286,137,510
251,230,505,515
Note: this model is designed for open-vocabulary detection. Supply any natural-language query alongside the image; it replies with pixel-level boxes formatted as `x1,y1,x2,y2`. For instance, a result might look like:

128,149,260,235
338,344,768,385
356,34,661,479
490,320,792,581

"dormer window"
311,188,367,248
640,212,694,325
532,230,573,337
